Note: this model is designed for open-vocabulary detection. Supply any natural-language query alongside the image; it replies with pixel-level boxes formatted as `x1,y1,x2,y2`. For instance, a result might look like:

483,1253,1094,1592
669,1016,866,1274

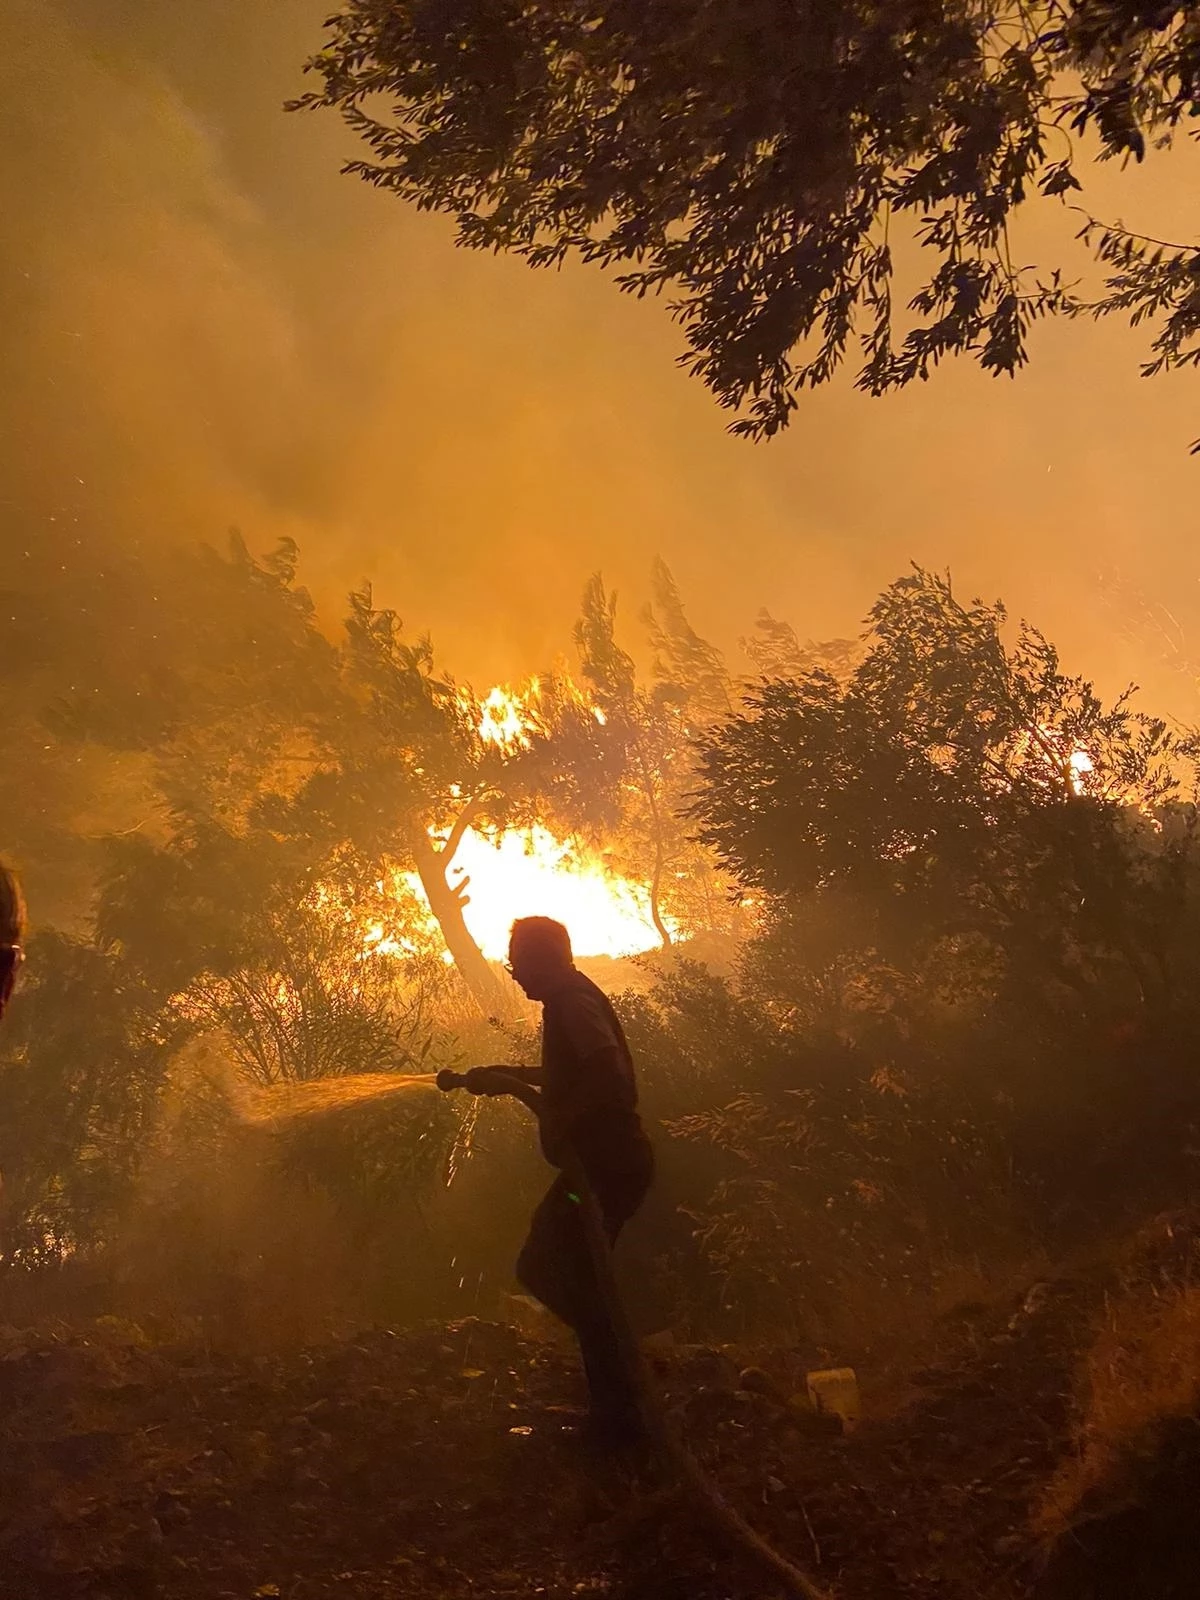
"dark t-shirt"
539,970,646,1161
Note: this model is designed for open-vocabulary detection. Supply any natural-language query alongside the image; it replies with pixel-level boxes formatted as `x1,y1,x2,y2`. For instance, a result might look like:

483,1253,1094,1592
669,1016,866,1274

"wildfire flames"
458,681,670,959
477,684,534,750
360,688,1101,977
445,824,674,960
372,681,673,965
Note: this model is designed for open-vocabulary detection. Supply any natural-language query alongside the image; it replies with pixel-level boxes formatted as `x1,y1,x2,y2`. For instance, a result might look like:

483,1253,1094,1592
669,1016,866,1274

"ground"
5,1247,1169,1600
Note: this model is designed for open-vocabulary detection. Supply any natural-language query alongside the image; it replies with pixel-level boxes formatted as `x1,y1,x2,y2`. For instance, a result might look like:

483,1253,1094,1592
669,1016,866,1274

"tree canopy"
296,1,1200,441
693,567,1200,1014
513,561,747,948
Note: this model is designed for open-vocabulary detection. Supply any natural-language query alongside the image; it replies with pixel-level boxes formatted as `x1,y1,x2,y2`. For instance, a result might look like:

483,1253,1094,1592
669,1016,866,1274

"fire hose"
436,1068,832,1600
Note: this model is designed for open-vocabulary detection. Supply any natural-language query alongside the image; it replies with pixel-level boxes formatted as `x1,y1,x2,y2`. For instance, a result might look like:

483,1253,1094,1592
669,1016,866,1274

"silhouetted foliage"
296,1,1200,438
695,568,1198,1014
0,932,184,1268
613,567,1200,1334
740,609,862,683
100,827,450,1086
616,956,1024,1340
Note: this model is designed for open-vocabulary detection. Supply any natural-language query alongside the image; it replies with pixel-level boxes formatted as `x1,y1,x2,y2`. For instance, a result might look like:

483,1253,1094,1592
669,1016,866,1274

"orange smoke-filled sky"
2,0,1197,707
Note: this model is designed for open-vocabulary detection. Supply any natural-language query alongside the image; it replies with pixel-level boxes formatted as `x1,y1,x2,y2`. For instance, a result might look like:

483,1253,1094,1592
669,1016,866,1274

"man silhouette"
466,916,655,1445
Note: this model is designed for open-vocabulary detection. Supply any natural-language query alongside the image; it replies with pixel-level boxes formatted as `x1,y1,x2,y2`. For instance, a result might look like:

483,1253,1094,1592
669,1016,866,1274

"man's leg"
518,1203,641,1437
516,1148,655,1441
515,1175,593,1330
516,1166,647,1329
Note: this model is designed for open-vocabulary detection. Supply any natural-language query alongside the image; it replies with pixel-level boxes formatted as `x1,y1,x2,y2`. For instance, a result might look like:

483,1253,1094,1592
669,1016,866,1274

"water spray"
237,1072,442,1129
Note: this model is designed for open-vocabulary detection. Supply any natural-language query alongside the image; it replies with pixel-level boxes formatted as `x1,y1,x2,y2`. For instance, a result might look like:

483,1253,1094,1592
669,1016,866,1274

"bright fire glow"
1022,724,1097,797
368,680,678,963
360,923,428,960
478,683,535,749
458,680,671,957
442,825,676,959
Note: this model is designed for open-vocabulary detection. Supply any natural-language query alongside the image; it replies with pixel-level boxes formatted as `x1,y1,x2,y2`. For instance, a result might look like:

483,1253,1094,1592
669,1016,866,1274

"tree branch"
437,794,488,867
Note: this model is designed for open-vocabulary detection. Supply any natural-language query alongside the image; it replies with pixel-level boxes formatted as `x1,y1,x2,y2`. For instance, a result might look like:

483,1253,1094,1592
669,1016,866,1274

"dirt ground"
0,1260,1125,1600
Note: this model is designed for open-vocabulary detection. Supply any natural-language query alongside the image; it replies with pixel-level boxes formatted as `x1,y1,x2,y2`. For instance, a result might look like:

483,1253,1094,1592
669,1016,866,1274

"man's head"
0,862,25,1022
507,916,574,1001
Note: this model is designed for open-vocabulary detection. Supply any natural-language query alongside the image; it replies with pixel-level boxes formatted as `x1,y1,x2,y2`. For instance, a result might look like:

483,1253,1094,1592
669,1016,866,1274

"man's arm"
498,1064,543,1084
464,1063,543,1094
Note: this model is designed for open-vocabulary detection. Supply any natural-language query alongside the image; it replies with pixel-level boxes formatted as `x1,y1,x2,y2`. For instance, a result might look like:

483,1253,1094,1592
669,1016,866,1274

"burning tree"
517,563,744,950
37,537,549,1018
98,827,452,1086
286,585,531,1017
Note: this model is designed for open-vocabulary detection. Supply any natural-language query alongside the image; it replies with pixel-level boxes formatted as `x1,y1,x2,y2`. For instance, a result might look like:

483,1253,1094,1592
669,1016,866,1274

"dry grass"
1035,1228,1200,1540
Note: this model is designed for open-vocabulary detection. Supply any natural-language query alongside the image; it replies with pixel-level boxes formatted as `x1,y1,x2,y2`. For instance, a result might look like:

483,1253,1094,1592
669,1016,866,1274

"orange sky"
3,0,1198,713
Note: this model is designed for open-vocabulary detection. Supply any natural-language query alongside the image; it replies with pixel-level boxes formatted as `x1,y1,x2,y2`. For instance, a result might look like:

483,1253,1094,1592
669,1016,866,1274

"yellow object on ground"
806,1366,861,1431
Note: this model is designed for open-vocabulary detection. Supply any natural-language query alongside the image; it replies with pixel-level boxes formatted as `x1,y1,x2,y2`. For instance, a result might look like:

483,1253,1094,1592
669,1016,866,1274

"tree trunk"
649,832,674,952
410,831,513,1020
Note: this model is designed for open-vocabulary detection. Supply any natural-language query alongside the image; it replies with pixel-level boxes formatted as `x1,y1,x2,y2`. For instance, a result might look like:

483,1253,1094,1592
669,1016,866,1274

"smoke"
3,0,1198,710
0,2,324,548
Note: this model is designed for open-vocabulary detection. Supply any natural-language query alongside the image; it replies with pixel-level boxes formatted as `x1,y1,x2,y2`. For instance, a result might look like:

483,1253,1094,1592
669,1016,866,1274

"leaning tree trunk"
410,830,514,1020
648,830,674,952
636,749,673,953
